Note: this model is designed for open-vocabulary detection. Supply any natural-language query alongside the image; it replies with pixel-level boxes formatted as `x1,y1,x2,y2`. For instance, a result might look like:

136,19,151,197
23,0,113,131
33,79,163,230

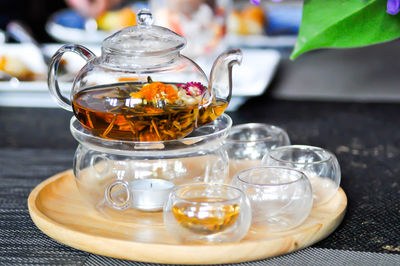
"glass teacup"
224,123,290,178
163,183,251,243
232,166,313,232
262,145,341,206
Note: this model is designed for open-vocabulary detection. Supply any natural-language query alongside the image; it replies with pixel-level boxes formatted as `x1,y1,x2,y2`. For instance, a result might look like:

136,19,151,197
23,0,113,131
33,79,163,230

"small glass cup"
232,166,313,232
163,183,251,243
262,145,341,206
224,123,290,178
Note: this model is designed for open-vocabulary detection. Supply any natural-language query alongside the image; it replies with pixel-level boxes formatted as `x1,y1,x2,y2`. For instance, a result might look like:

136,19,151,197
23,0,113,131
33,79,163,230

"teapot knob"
137,9,154,26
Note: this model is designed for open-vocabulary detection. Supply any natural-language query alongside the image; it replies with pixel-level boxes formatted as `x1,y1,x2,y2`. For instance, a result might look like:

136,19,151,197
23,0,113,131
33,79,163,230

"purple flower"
387,0,400,15
249,0,282,5
250,0,260,5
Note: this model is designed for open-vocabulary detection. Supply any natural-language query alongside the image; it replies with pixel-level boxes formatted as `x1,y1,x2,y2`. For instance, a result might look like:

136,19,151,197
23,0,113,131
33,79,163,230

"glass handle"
47,44,96,111
104,181,132,210
208,49,242,103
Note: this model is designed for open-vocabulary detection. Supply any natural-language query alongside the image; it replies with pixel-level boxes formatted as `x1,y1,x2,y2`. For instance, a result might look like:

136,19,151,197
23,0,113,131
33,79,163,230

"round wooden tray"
28,170,347,264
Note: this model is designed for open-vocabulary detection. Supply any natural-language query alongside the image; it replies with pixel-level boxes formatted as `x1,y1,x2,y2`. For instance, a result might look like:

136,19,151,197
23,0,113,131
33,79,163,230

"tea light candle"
131,179,174,212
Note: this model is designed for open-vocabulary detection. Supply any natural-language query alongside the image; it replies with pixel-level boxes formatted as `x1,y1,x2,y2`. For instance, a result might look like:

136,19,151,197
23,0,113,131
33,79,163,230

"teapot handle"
47,44,96,111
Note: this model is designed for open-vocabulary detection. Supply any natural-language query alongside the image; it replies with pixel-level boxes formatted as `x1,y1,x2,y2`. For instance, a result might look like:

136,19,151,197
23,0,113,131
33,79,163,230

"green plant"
250,0,400,60
291,0,400,59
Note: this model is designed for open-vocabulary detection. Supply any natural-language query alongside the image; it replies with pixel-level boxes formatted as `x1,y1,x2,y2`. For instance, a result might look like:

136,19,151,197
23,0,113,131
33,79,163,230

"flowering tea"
172,197,240,235
72,81,228,141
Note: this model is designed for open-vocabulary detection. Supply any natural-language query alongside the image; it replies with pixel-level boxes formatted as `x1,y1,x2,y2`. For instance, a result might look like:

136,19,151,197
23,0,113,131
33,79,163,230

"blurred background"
1,0,400,110
0,0,301,47
0,0,302,110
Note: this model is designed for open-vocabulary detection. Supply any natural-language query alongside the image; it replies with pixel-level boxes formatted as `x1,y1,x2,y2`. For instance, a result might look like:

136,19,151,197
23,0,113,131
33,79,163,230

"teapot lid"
102,9,186,57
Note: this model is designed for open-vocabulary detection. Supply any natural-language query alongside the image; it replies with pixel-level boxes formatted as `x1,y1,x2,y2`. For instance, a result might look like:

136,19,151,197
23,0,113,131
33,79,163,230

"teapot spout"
208,49,243,103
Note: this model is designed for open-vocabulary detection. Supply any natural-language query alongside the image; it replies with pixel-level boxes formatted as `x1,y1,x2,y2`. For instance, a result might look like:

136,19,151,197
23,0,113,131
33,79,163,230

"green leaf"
291,0,400,60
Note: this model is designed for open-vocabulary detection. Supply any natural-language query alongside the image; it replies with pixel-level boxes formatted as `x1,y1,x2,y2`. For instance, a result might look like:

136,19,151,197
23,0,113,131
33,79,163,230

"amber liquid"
73,83,228,141
172,197,240,235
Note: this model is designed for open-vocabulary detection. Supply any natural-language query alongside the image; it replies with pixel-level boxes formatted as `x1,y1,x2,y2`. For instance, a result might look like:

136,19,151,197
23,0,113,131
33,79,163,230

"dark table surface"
1,46,400,265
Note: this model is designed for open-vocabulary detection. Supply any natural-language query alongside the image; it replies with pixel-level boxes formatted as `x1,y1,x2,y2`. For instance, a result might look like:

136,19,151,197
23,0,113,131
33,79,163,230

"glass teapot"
48,9,242,142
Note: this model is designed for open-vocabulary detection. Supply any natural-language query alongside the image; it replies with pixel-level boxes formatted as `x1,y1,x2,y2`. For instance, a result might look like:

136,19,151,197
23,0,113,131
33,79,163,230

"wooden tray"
28,170,347,264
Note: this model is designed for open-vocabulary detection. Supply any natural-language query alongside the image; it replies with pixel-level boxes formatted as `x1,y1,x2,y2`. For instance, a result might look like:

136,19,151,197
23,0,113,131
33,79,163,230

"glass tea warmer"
70,113,232,221
47,9,242,222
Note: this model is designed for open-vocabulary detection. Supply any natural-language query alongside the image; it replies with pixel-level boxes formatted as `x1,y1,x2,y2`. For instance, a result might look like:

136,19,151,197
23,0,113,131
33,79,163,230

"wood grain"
28,170,347,264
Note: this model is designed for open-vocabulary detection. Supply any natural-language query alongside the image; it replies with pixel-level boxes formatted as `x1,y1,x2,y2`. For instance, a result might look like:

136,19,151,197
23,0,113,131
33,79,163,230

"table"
1,97,400,265
3,37,400,264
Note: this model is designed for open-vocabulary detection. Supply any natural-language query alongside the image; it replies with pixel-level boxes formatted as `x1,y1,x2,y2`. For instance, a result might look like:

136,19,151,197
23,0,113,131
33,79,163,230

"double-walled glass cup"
232,166,313,232
224,123,290,178
262,145,341,206
163,183,251,243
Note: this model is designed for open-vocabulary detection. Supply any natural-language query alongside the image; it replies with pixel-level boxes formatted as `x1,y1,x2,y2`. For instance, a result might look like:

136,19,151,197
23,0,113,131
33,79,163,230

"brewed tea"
172,197,240,234
73,81,227,141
